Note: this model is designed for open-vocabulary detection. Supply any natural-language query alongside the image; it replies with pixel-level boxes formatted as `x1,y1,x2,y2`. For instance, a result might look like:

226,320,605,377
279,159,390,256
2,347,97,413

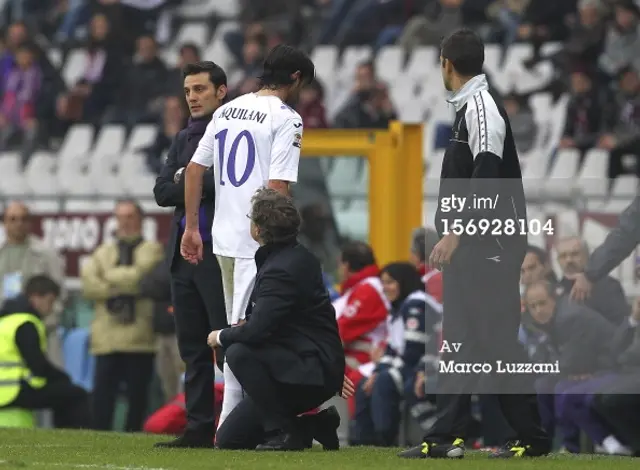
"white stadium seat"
611,175,639,198
544,148,580,199
25,152,59,196
375,46,404,84
61,49,86,88
577,149,609,199
0,153,27,196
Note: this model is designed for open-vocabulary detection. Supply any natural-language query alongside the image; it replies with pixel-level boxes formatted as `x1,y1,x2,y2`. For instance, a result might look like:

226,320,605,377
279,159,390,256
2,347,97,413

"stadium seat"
335,199,368,241
58,124,94,165
25,151,60,196
119,153,157,197
545,148,580,199
0,408,35,429
425,150,445,197
204,21,241,76
211,0,240,18
125,124,158,153
0,152,28,196
611,175,639,198
176,0,218,19
311,45,338,90
173,22,209,50
375,46,404,84
326,157,362,197
88,125,126,196
577,149,608,199
62,328,95,392
404,46,437,81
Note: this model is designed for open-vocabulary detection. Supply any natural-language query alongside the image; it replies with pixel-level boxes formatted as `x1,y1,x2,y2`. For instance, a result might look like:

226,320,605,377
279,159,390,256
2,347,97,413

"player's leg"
217,257,257,429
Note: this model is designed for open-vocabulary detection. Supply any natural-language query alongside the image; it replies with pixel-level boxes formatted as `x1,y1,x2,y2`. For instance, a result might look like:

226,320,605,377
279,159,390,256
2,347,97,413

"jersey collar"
446,74,489,112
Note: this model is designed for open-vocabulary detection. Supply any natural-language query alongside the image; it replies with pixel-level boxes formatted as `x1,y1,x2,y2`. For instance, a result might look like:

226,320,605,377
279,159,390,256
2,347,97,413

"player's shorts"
216,255,257,325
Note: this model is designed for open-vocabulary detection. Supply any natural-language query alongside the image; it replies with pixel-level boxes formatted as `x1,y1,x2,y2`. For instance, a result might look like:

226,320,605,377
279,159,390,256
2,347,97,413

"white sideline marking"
0,461,168,470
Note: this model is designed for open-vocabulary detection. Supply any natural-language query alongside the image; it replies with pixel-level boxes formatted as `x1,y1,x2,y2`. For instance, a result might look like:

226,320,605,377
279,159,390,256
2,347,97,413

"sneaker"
398,438,465,459
489,440,549,458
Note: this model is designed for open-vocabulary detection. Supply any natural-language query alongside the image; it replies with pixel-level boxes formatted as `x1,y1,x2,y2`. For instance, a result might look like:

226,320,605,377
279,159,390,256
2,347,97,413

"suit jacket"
219,240,345,394
152,129,215,269
548,296,616,376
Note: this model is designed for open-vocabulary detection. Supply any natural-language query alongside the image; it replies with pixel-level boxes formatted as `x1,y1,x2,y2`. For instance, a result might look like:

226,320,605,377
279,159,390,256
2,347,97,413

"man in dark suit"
153,61,228,448
208,188,348,451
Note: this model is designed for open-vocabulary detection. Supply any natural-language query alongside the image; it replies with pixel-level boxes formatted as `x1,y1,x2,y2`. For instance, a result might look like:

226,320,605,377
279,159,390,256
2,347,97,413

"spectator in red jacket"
333,241,390,416
410,227,443,303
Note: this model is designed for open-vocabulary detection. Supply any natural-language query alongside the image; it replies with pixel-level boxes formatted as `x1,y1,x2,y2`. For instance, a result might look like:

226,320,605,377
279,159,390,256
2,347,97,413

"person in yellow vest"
0,275,91,428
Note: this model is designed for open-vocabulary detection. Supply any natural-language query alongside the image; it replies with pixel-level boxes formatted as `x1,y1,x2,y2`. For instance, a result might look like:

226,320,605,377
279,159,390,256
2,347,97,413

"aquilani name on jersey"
220,107,267,124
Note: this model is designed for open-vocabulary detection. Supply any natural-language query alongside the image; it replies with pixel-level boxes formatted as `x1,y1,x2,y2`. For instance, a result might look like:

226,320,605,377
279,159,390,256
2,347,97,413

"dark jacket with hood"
0,295,68,383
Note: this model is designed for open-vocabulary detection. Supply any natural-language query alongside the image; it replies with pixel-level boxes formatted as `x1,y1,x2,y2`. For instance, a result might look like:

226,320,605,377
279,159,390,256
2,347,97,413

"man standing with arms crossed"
398,29,550,459
154,62,228,448
181,45,316,428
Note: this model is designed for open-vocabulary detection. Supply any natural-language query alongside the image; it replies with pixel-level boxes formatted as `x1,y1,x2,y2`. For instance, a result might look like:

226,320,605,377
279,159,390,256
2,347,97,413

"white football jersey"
191,93,303,258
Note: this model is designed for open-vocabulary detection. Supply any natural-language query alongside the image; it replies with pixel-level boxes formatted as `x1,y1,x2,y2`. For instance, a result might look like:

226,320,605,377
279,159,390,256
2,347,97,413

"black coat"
219,240,345,394
153,128,215,268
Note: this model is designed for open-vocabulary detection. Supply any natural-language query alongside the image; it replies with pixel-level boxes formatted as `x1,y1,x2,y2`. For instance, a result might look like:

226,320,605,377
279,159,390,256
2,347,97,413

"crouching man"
207,188,352,451
0,275,91,428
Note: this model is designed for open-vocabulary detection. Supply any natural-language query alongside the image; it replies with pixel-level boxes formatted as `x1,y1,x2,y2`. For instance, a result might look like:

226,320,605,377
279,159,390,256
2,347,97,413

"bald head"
3,201,31,243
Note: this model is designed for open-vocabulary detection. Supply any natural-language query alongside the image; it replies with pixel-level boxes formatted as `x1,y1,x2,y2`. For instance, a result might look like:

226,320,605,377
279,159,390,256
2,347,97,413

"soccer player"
181,44,315,428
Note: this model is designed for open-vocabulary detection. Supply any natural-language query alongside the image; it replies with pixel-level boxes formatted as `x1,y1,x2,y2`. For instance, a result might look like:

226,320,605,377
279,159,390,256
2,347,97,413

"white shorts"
217,256,257,325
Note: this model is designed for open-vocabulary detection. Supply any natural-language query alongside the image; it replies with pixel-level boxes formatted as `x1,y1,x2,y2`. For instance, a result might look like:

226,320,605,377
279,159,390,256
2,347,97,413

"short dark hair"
441,28,485,77
179,42,201,60
24,275,60,298
260,44,315,87
183,61,227,87
526,245,548,265
524,279,556,300
340,241,375,272
249,188,301,244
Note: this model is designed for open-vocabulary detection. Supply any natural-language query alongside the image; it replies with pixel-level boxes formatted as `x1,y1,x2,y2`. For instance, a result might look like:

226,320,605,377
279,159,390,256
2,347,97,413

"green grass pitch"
0,429,636,469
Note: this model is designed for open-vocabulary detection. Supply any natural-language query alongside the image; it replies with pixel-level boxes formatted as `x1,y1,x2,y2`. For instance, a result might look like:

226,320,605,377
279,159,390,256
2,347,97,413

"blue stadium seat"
62,328,95,392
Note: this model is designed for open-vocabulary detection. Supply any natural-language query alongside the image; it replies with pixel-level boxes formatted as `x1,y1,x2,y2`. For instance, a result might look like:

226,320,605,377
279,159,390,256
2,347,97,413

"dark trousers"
171,242,227,436
10,379,92,429
225,343,334,434
92,352,154,432
426,246,550,449
593,373,640,453
216,395,329,449
608,138,640,180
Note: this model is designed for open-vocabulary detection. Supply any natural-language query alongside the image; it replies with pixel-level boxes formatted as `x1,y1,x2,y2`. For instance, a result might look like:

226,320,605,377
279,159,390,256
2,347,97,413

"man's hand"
341,375,355,399
429,233,459,269
598,134,617,150
207,330,221,348
181,229,203,264
559,137,576,149
569,273,593,302
414,371,426,399
362,373,377,396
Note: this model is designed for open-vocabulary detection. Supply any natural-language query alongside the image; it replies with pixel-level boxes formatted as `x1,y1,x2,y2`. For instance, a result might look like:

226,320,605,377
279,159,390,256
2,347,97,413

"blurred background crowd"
0,0,640,456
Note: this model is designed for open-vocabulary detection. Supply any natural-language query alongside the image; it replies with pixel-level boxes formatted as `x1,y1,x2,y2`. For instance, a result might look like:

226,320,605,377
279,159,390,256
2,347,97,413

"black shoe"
256,432,306,451
154,432,215,449
489,440,550,458
313,406,340,450
398,438,465,459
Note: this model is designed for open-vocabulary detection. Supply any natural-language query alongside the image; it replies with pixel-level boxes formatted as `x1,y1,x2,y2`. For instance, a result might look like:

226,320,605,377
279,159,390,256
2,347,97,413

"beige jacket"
81,239,163,355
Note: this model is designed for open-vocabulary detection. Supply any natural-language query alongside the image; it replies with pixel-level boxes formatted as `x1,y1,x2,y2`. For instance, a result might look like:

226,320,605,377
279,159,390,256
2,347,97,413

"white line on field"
0,461,168,470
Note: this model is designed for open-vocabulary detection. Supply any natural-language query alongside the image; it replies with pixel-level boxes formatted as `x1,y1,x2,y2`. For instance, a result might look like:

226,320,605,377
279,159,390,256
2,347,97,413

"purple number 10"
214,129,256,187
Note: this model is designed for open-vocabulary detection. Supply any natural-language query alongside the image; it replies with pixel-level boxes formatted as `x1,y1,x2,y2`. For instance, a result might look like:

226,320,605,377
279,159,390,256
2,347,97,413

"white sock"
217,362,243,430
602,435,632,455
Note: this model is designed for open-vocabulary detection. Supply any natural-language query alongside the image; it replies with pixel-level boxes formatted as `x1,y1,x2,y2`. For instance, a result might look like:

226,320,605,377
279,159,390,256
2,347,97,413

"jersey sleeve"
269,117,302,182
190,117,216,168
